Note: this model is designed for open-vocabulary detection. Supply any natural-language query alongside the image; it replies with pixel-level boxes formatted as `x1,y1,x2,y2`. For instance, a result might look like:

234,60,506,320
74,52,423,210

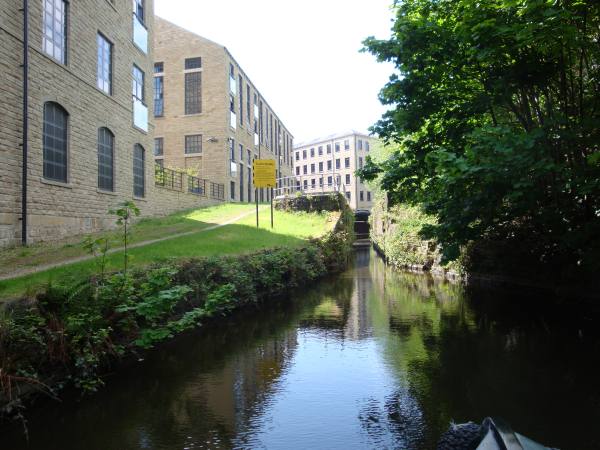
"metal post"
255,188,259,227
270,187,274,229
21,0,29,246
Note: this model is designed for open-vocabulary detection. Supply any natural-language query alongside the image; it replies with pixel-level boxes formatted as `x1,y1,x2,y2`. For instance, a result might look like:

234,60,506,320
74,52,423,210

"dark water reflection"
3,249,600,449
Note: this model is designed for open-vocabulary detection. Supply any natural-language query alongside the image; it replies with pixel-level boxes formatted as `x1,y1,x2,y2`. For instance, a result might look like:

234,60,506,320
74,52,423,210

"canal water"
3,249,600,449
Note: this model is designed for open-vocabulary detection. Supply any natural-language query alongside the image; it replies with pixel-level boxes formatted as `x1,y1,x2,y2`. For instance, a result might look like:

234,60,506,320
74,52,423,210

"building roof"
294,130,373,148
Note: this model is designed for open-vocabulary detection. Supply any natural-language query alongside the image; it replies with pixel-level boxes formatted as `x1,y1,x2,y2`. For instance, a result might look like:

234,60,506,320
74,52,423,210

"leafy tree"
360,0,600,276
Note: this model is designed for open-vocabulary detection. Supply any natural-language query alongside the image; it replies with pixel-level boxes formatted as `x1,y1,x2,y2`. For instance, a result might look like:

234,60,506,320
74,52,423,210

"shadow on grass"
0,220,313,302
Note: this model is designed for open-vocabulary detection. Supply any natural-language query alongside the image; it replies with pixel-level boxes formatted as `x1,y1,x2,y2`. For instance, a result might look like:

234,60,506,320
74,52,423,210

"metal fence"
210,182,225,200
155,164,225,201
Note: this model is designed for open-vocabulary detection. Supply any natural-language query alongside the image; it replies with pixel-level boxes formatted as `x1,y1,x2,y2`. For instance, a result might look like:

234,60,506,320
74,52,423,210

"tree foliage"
360,0,600,274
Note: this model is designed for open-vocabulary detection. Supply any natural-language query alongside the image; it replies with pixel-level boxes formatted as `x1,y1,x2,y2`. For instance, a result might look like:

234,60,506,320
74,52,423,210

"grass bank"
0,208,353,418
0,207,336,301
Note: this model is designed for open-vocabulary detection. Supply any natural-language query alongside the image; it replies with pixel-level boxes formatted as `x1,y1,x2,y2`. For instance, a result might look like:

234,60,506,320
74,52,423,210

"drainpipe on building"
21,0,29,246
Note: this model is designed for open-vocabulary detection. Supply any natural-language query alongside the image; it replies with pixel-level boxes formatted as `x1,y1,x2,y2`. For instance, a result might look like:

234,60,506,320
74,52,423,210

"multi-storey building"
0,0,156,247
293,131,375,210
153,17,294,203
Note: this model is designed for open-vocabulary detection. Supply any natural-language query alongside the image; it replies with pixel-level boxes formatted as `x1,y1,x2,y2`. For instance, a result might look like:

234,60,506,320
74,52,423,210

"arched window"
98,127,114,191
133,144,145,198
43,102,68,182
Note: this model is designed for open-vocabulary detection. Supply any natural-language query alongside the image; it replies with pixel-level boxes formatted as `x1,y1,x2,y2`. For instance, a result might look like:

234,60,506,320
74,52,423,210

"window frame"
185,134,202,154
97,127,115,191
133,144,145,198
42,0,68,64
43,102,69,183
97,32,113,95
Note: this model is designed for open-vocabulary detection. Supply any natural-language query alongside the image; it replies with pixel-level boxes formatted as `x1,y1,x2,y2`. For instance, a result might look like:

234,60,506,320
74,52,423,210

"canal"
3,249,600,449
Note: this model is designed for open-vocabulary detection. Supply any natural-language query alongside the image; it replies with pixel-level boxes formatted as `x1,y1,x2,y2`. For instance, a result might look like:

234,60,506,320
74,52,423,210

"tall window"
98,128,114,191
357,140,363,150
133,144,145,197
230,181,235,200
43,0,67,63
154,137,164,156
335,159,340,170
134,0,144,24
345,174,351,184
327,160,332,171
365,141,370,151
310,163,315,174
132,65,144,102
318,146,323,156
344,140,350,150
229,138,235,161
43,102,68,182
246,84,251,124
239,75,244,125
154,62,164,73
154,76,164,116
97,34,112,94
318,162,323,172
345,157,350,168
185,135,202,154
327,144,332,154
310,148,315,157
185,72,201,114
295,151,300,161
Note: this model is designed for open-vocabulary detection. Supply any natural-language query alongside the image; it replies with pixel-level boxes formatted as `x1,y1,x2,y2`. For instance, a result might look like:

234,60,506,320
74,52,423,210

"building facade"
153,17,294,204
0,0,157,247
293,131,375,210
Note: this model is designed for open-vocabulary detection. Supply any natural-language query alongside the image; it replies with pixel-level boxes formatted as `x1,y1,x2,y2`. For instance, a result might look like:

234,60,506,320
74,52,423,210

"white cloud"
155,0,396,143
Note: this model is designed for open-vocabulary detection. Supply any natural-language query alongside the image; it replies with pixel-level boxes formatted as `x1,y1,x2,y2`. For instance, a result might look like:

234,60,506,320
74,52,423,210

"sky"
154,0,396,144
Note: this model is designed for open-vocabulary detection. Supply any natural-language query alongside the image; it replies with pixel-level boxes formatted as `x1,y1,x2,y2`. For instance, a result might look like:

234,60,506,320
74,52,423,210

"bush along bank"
0,223,353,420
370,197,463,280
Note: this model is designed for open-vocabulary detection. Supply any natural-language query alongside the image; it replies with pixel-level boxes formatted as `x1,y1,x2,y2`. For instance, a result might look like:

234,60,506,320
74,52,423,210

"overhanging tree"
360,0,600,274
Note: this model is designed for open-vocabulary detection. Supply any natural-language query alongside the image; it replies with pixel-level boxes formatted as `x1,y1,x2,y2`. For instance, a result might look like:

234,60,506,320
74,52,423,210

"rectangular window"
134,0,144,24
366,141,370,151
335,142,340,152
367,191,371,201
326,144,332,154
97,33,112,94
43,0,67,63
302,150,307,159
156,159,164,168
335,159,340,170
154,62,164,73
185,135,202,154
185,72,202,114
295,152,300,161
310,148,315,157
310,163,315,174
296,166,300,175
239,144,244,161
345,191,351,201
239,75,244,125
229,138,235,161
358,140,363,150
311,179,316,188
327,160,332,171
185,57,202,70
327,176,332,186
246,84,251,124
318,162,323,172
154,137,163,156
303,179,308,189
247,149,251,165
154,76,164,117
345,174,351,184
344,139,350,150
360,191,364,201
230,181,235,200
132,65,144,101
345,157,350,169
303,165,307,175
359,157,363,169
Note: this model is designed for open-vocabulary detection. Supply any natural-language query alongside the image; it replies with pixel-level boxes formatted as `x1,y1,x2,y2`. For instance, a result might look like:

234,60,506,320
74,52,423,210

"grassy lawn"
0,203,259,277
0,207,336,301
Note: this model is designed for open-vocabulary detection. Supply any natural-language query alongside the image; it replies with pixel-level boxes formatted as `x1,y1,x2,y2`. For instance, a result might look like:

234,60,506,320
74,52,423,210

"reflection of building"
0,0,154,247
293,131,376,210
345,249,374,340
153,17,294,204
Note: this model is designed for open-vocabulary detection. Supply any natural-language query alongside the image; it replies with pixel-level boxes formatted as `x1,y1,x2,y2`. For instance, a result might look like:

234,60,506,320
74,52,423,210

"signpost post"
252,159,276,228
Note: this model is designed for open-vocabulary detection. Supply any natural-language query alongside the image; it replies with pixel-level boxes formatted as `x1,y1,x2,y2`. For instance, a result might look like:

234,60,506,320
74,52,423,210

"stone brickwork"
154,18,295,205
0,1,223,249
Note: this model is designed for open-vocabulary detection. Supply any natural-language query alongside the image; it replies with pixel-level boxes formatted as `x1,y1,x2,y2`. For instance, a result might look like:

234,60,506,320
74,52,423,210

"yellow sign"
252,159,276,188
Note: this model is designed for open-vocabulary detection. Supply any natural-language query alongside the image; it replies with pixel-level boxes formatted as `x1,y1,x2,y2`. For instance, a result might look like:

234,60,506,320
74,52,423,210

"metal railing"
155,164,225,201
210,182,225,200
155,165,183,191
